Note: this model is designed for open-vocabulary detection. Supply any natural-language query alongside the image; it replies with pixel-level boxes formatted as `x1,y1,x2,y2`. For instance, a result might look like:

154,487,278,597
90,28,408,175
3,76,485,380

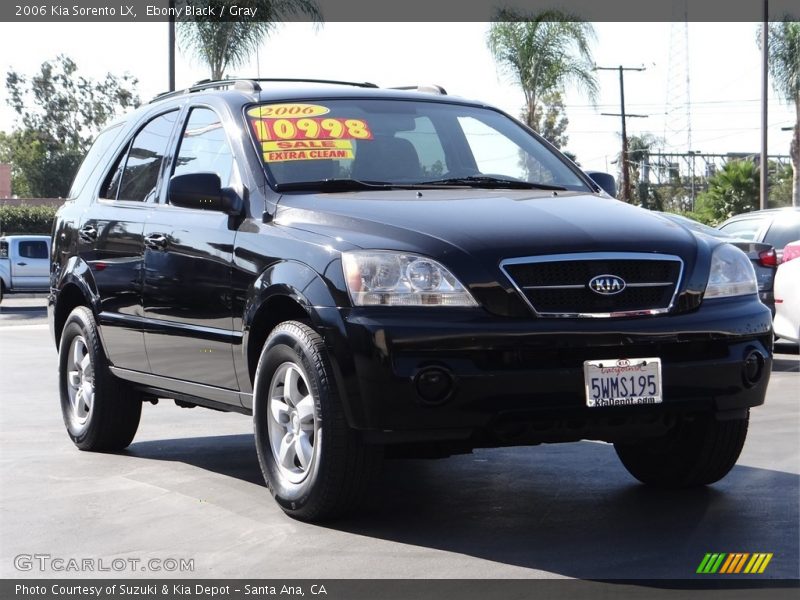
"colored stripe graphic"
733,553,750,573
744,553,773,574
697,553,727,573
698,553,773,574
720,553,749,573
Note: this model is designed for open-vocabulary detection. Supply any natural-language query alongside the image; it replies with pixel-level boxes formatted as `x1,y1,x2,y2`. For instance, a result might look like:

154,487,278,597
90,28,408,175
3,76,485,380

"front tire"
253,321,381,521
614,411,749,488
58,306,141,451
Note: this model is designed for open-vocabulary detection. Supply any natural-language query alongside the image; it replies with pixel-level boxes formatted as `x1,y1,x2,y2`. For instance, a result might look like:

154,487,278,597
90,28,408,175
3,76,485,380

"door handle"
144,233,169,251
79,224,98,242
16,262,27,266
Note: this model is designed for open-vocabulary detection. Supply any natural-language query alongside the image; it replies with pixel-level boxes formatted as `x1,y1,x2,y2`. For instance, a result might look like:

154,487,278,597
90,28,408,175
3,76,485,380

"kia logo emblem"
588,274,626,295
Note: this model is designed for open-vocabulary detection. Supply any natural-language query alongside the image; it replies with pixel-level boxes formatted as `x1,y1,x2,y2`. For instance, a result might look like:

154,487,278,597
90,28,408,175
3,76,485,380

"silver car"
0,235,51,303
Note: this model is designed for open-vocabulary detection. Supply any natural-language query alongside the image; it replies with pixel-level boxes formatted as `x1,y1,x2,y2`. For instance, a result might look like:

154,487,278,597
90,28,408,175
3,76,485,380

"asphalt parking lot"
0,297,798,580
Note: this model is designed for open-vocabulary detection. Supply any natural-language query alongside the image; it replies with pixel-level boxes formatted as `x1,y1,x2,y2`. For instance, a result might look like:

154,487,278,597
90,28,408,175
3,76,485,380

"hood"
275,189,700,263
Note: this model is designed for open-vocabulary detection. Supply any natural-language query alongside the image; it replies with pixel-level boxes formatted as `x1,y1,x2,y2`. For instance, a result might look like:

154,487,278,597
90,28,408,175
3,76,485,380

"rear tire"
614,411,749,488
253,320,382,521
58,306,141,451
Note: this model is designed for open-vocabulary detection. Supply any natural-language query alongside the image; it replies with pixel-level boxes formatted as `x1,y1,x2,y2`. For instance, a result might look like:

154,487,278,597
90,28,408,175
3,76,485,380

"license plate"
583,357,662,407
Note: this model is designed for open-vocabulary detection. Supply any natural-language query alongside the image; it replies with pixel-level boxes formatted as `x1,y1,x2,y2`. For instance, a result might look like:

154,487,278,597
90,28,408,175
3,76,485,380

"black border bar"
4,579,800,600
2,0,799,23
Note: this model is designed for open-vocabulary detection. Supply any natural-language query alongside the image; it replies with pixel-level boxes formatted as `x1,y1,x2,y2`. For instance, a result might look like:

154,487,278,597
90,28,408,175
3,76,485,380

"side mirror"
168,172,242,215
586,171,617,198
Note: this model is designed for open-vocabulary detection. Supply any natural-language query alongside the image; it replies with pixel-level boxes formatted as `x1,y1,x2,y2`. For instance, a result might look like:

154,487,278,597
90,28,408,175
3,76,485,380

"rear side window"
763,215,800,251
115,111,178,202
0,241,8,258
718,218,763,241
68,123,125,198
172,107,234,186
100,147,128,200
18,241,48,259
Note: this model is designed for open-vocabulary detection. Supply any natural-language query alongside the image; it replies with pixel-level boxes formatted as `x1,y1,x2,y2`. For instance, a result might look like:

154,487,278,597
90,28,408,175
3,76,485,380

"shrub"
695,160,759,224
0,204,58,235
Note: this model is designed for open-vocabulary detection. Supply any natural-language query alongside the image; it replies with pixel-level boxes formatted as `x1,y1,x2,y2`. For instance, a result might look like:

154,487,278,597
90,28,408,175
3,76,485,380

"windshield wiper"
421,176,568,191
275,178,396,192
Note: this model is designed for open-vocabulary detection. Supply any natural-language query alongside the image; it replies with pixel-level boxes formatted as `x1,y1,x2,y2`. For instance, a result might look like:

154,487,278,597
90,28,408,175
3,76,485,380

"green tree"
620,133,661,208
762,20,800,206
487,9,597,130
1,55,139,198
532,91,569,149
178,0,322,80
769,161,794,207
695,160,760,223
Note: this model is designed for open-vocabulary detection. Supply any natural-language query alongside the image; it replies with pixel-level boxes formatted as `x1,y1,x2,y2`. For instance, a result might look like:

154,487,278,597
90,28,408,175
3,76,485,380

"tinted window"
172,107,234,186
100,145,128,200
395,116,447,178
117,111,178,202
763,215,800,251
18,241,48,259
68,123,125,198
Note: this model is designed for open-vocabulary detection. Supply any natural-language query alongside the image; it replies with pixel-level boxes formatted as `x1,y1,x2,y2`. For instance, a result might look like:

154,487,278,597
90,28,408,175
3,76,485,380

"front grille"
501,253,683,317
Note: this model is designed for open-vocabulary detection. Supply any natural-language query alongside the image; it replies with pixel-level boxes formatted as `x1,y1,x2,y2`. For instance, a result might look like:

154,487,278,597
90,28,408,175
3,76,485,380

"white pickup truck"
0,235,50,303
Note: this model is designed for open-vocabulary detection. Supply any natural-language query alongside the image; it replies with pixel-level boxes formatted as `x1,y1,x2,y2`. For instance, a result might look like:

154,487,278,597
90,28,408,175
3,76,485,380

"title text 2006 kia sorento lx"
49,79,772,521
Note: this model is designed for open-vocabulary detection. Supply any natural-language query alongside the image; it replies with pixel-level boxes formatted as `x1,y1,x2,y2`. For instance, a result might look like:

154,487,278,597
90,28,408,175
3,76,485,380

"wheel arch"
52,257,100,348
240,259,361,425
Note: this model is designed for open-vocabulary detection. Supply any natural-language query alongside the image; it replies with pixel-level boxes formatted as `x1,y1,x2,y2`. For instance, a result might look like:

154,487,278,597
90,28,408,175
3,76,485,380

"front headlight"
342,251,478,307
704,243,758,299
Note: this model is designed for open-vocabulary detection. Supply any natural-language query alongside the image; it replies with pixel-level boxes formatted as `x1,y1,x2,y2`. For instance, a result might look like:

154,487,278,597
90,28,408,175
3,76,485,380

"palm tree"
177,0,322,81
623,133,661,207
487,8,598,130
696,160,761,223
766,20,800,206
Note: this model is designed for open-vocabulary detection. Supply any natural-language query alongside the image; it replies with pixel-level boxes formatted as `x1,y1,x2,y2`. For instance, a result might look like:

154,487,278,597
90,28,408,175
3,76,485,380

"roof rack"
390,84,448,95
150,77,379,103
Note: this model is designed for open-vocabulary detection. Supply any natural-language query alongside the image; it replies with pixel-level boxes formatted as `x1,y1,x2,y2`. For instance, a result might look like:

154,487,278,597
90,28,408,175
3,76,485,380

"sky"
0,21,795,174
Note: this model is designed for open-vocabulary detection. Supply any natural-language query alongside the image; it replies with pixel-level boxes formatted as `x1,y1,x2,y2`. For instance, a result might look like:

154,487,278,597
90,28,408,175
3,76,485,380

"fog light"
742,350,765,387
414,367,453,405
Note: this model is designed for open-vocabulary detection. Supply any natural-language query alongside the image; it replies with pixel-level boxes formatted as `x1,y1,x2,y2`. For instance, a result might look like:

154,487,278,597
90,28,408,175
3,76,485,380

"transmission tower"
663,12,692,154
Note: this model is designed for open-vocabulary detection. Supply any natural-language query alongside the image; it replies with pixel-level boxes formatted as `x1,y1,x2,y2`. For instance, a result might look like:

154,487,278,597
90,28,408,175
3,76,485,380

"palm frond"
177,0,323,79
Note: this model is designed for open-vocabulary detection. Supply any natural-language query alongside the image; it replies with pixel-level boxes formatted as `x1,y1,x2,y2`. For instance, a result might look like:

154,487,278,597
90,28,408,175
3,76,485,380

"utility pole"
596,65,647,203
168,0,176,91
760,0,769,210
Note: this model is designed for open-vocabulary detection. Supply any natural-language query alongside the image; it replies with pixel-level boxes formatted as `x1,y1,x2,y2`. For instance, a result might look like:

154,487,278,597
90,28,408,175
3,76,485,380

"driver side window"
172,107,235,187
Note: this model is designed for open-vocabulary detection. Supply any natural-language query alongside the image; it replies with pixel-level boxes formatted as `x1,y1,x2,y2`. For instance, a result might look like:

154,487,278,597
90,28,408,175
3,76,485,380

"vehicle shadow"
0,305,46,314
128,434,264,486
773,357,799,373
773,342,799,373
126,435,799,580
0,303,47,324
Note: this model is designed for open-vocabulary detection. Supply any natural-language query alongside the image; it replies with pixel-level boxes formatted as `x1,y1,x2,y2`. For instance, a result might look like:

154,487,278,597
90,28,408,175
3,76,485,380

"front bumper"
324,295,772,446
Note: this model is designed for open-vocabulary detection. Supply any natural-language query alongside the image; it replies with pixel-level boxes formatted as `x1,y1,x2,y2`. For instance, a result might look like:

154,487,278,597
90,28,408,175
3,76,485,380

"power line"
595,65,647,203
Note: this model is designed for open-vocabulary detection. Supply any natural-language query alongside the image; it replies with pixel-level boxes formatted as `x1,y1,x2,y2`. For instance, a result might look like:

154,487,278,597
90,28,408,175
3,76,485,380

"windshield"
245,99,590,191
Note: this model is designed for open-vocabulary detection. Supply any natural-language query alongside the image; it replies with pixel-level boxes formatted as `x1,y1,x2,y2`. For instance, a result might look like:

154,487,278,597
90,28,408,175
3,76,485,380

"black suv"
49,79,772,521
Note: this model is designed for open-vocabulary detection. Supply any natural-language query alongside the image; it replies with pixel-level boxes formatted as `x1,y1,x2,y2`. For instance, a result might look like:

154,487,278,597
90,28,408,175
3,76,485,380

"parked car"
773,240,800,344
0,234,51,303
656,212,777,312
718,207,800,263
49,79,772,521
